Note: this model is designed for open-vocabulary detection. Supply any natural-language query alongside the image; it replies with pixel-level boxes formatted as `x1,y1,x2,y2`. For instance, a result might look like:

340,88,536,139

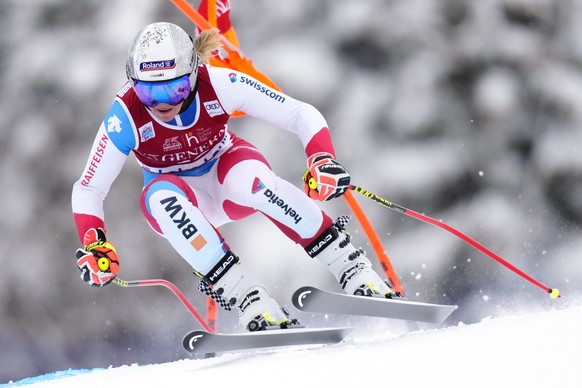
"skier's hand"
303,152,351,201
76,228,119,287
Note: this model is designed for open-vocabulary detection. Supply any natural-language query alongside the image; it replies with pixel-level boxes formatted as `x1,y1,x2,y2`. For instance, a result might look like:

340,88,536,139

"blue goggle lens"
133,75,191,107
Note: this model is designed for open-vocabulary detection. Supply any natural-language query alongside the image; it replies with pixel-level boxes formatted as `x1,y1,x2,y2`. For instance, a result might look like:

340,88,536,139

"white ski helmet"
126,22,198,84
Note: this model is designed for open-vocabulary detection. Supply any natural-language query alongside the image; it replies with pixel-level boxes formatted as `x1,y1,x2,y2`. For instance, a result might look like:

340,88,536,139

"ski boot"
306,217,396,299
198,250,300,332
238,290,301,331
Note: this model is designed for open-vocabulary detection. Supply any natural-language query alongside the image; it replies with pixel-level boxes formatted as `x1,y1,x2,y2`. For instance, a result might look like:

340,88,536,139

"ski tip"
292,286,316,310
183,330,208,352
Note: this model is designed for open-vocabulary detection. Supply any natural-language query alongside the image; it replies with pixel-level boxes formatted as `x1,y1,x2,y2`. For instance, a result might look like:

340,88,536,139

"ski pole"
113,278,215,332
349,185,561,299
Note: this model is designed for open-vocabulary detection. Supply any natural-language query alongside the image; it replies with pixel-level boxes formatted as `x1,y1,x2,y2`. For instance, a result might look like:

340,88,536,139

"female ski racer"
72,22,394,331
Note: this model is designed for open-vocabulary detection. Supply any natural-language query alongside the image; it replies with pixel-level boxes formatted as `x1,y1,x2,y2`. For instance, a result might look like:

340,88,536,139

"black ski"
292,286,457,324
183,327,351,354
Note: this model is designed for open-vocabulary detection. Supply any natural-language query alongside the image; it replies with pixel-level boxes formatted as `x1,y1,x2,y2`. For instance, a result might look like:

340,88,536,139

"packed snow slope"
10,302,581,388
2,0,582,384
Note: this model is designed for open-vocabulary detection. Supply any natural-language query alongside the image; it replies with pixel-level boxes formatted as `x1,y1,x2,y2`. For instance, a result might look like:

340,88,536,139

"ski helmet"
127,22,197,82
126,22,198,106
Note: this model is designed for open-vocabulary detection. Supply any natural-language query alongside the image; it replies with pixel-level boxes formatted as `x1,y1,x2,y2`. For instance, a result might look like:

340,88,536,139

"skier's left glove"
303,152,351,201
75,227,120,287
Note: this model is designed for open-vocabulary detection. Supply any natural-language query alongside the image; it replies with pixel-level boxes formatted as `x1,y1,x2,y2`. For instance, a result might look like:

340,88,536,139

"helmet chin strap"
179,72,199,114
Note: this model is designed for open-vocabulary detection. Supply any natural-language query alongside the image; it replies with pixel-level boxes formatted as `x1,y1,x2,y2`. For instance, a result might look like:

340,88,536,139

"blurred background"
1,0,581,383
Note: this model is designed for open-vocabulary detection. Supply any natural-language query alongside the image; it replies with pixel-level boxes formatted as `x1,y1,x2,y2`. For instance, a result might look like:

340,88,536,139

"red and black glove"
303,152,351,201
75,228,120,287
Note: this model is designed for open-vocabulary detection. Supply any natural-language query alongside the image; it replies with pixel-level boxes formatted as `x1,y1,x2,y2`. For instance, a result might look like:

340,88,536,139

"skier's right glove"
303,152,351,201
75,227,120,287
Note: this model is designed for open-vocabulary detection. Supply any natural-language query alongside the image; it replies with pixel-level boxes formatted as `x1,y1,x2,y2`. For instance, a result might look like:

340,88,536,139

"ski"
183,327,352,354
292,286,457,324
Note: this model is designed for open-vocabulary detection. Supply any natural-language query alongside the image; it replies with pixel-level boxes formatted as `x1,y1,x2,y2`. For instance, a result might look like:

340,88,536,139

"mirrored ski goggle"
132,75,191,107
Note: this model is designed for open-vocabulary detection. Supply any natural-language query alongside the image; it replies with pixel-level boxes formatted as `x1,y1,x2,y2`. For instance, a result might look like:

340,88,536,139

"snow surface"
8,303,580,388
2,0,582,384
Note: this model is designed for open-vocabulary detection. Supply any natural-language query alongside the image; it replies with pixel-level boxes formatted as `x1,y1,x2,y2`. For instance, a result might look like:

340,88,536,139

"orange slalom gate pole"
170,0,241,56
343,190,405,296
171,0,219,35
206,232,219,332
206,293,218,332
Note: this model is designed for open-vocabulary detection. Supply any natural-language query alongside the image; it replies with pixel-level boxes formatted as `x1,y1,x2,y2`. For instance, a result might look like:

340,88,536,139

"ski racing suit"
72,64,336,276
